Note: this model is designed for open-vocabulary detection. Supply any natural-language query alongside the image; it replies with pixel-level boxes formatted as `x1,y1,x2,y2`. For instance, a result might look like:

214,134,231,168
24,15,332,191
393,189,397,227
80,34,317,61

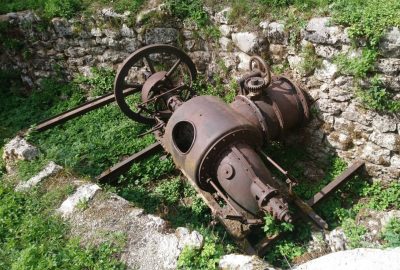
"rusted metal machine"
35,44,365,255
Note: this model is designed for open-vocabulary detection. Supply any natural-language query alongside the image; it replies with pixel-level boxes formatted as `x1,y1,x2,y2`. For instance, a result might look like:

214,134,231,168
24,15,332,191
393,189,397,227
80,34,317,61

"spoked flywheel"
114,44,197,125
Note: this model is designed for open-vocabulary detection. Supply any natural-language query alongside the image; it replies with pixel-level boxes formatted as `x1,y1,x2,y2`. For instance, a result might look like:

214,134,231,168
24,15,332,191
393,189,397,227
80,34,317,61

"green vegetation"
299,42,322,75
382,218,400,247
332,0,400,47
178,235,230,270
334,49,377,78
75,67,115,97
0,181,124,269
263,213,294,237
165,0,208,27
357,77,400,113
0,0,144,18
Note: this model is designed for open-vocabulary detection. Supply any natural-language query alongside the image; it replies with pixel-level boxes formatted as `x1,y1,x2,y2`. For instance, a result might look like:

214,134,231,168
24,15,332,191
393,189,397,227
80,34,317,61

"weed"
76,197,90,211
154,177,183,205
165,0,209,27
263,213,294,237
299,43,322,75
0,181,124,269
357,77,400,114
43,0,82,19
332,0,400,47
75,67,115,97
361,181,400,211
178,235,227,270
381,218,400,247
341,218,367,248
334,48,377,78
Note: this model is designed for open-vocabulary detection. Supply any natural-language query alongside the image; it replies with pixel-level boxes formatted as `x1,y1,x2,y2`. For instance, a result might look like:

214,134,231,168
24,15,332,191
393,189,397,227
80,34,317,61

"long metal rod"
35,86,140,132
307,160,365,207
96,142,163,184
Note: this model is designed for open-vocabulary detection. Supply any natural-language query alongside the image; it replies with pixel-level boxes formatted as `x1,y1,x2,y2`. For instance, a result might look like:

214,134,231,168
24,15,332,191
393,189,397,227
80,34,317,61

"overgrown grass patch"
0,180,125,269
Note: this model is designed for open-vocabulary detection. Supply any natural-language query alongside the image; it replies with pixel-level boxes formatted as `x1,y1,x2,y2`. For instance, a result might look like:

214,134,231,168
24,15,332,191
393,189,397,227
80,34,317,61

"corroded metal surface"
34,44,366,256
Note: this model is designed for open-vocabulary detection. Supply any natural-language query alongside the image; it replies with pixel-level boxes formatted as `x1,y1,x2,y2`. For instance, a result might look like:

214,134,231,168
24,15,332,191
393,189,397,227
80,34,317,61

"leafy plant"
43,0,82,19
299,43,322,75
357,77,400,113
75,67,115,97
334,48,377,78
165,0,209,27
263,213,294,237
0,181,124,269
341,218,367,248
178,237,225,270
332,0,400,47
381,218,400,247
361,181,400,211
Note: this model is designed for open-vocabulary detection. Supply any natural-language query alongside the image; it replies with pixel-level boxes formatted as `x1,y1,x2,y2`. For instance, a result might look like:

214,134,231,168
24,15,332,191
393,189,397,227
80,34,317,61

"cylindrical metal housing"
163,95,263,191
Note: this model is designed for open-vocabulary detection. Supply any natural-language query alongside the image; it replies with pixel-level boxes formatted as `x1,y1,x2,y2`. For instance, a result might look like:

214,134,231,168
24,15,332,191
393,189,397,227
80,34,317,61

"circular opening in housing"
172,121,195,154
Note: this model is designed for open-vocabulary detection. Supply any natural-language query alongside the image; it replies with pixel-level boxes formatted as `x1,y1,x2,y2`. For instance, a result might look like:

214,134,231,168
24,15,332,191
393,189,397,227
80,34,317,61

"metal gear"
244,76,265,95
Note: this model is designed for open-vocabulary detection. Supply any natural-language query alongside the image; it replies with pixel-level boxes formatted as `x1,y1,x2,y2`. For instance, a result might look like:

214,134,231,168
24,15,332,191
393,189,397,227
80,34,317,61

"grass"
0,180,125,269
0,0,144,18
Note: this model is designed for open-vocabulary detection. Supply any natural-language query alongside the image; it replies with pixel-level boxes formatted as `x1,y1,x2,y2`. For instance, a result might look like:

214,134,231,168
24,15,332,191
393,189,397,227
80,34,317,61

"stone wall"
1,5,399,181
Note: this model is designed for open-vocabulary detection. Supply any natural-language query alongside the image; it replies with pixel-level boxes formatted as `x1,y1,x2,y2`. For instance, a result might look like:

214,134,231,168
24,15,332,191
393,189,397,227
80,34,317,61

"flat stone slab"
57,183,101,218
15,161,62,191
67,192,203,270
294,248,400,270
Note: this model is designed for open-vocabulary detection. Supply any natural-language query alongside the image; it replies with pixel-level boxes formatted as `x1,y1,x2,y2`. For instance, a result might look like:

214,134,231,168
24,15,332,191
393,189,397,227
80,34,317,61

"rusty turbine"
113,45,310,224
34,43,365,255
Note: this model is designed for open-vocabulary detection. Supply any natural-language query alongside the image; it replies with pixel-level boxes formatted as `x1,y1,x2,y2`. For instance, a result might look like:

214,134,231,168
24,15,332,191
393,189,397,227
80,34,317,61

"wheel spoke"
165,59,182,79
144,56,156,74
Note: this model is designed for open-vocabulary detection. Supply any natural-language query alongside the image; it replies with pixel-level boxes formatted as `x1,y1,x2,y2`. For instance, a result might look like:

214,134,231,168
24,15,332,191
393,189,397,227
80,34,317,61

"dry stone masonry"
1,7,399,182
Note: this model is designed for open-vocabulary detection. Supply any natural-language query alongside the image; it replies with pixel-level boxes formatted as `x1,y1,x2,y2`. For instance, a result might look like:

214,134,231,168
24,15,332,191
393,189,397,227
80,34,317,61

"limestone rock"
391,154,400,168
304,17,349,45
52,18,72,37
236,52,251,71
219,36,233,51
288,55,305,74
145,28,178,45
379,27,400,58
3,136,39,172
176,227,204,250
342,103,374,126
294,248,400,270
67,192,204,270
372,114,398,132
269,44,287,63
100,8,130,19
219,254,272,270
369,131,400,152
325,228,348,252
326,132,353,150
219,25,233,37
189,51,211,72
16,161,62,191
375,58,400,75
90,27,102,37
266,22,287,45
380,75,400,92
329,86,353,102
214,7,231,24
315,45,340,59
231,32,259,53
360,142,391,165
57,183,101,218
315,60,338,81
